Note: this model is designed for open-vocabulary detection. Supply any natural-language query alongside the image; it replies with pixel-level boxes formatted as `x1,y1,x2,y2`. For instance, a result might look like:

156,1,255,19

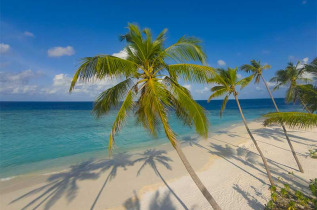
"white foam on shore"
0,176,16,181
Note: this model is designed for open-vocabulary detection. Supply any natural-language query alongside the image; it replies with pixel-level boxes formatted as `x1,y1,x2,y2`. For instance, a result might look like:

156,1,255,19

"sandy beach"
0,120,316,210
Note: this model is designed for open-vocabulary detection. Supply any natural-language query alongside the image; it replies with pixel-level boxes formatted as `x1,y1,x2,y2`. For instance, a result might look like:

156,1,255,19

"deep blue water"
0,99,301,178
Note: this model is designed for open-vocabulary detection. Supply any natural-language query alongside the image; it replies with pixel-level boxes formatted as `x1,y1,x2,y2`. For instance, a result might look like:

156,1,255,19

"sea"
0,99,302,179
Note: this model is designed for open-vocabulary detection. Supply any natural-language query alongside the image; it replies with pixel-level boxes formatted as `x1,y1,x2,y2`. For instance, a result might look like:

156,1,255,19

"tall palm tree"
69,24,221,209
208,67,275,186
270,62,312,111
241,60,304,173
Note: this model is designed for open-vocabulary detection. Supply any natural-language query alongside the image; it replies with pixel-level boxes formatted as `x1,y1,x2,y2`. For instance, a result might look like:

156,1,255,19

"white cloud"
48,46,75,57
217,60,226,66
255,86,263,91
302,57,309,64
183,84,191,91
288,55,296,61
0,70,40,94
195,86,209,94
237,74,242,79
266,81,276,87
42,74,118,97
0,43,10,54
112,49,128,59
24,31,34,37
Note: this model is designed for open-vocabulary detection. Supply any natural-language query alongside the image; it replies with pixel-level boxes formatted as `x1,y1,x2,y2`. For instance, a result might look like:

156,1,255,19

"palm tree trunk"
234,94,275,186
173,141,222,210
261,75,304,173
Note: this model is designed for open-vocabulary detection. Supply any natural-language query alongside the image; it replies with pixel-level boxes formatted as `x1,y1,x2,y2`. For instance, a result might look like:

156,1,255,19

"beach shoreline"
1,120,316,210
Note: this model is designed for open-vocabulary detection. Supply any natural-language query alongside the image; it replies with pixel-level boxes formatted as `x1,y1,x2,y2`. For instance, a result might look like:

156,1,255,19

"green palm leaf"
263,112,317,129
167,64,215,83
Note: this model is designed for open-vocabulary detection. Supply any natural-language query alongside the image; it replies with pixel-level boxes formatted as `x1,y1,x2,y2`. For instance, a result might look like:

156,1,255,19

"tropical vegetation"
69,24,221,209
207,67,275,186
241,60,304,173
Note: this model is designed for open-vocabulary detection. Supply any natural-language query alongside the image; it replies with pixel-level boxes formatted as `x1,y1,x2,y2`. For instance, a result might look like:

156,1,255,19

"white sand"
0,120,316,210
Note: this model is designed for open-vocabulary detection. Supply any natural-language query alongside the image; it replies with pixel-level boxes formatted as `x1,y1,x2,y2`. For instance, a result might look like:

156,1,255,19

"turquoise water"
0,99,301,178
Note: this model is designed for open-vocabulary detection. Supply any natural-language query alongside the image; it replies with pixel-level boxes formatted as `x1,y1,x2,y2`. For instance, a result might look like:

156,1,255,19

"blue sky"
0,0,316,101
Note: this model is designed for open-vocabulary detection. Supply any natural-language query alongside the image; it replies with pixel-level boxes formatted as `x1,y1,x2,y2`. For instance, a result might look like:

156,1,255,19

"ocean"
0,99,302,179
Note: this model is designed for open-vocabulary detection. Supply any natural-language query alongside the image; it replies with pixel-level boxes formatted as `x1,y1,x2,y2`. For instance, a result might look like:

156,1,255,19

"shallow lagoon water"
0,99,301,178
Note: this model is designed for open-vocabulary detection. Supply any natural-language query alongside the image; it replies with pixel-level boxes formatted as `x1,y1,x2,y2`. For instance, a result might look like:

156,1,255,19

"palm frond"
108,89,135,153
69,56,138,91
263,112,317,129
93,78,134,117
240,64,256,73
207,87,227,102
167,64,215,83
220,95,229,118
164,36,207,64
236,75,253,89
164,76,209,137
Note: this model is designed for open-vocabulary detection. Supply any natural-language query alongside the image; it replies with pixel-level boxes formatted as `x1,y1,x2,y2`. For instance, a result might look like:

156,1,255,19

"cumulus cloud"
48,46,75,57
24,31,34,37
255,86,263,91
217,60,226,66
0,70,40,94
195,87,209,94
41,74,118,97
237,74,242,79
112,49,128,59
183,84,191,91
0,43,10,54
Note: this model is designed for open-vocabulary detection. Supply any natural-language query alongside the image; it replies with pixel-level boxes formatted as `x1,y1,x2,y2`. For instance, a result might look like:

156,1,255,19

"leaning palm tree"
69,24,221,209
208,67,275,186
241,60,304,173
270,62,312,111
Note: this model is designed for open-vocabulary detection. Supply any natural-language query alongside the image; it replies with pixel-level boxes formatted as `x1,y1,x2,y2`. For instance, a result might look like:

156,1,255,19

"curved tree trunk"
234,94,275,186
174,142,222,210
261,75,304,173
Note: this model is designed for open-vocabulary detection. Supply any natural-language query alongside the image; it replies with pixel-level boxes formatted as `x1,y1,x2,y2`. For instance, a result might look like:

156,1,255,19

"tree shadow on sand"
9,153,134,210
210,143,310,193
253,127,317,146
90,153,134,210
181,136,309,191
134,149,189,210
9,160,100,210
232,184,264,209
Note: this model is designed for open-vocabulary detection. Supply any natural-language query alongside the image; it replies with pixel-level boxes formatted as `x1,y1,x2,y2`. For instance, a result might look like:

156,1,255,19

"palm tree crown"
240,59,271,84
207,67,253,117
70,24,214,152
270,62,311,103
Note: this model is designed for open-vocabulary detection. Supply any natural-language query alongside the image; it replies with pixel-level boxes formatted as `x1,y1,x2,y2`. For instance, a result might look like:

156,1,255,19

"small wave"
0,176,16,181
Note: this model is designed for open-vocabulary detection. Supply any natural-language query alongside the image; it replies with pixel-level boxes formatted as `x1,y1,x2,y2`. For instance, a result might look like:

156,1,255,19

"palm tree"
69,24,221,209
241,60,304,173
208,67,275,186
270,62,312,111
